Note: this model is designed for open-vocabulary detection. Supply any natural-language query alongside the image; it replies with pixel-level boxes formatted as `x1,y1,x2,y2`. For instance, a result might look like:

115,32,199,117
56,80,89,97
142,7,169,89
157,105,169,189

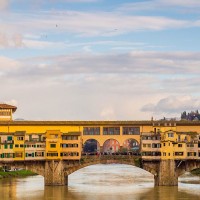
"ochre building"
0,104,200,162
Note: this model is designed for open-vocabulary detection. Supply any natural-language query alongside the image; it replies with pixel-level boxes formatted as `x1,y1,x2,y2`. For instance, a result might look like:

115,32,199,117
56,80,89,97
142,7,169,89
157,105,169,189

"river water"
0,164,200,200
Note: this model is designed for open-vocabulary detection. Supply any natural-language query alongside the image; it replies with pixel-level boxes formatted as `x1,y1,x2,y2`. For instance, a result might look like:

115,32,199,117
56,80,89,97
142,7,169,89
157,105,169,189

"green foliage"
191,168,200,176
134,158,142,168
0,170,37,178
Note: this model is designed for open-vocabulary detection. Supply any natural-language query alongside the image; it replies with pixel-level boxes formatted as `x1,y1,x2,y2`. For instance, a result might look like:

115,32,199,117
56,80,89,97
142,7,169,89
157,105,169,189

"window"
47,153,58,157
61,143,79,148
187,144,194,147
60,152,79,157
103,127,120,135
152,143,161,148
178,144,182,147
123,127,140,135
83,127,100,135
15,152,23,158
4,144,8,149
168,133,174,137
20,144,24,148
35,152,44,157
7,136,12,141
15,144,19,148
50,144,56,148
175,152,184,156
62,136,78,140
163,152,166,156
29,135,32,141
10,144,13,149
17,136,24,141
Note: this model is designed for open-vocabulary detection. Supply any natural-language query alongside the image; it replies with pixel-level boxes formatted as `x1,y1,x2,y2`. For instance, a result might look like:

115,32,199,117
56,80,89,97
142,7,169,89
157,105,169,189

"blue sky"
1,0,200,120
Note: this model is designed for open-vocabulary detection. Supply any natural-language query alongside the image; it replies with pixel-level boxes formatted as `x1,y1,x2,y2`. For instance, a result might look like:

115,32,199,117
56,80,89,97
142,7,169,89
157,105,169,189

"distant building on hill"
181,110,200,121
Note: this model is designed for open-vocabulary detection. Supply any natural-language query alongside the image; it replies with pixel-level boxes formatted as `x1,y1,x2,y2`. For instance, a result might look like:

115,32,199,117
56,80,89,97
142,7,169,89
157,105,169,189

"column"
45,160,67,186
155,160,178,186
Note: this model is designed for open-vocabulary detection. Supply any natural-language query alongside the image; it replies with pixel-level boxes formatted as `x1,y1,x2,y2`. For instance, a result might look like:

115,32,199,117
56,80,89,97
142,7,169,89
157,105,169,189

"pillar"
100,146,104,154
45,160,68,186
155,160,178,186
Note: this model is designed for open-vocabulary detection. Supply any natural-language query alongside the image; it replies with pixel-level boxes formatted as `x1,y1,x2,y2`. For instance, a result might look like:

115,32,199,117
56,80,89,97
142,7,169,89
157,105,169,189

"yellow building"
0,104,200,162
141,123,200,160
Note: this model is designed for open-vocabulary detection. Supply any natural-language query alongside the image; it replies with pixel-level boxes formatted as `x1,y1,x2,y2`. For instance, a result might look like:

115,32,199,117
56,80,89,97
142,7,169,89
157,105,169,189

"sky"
1,0,200,120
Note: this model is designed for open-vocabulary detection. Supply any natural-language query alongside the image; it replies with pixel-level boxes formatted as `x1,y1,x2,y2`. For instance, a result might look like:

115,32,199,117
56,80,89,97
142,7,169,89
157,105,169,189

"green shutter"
10,144,13,149
32,153,34,157
7,136,12,141
4,144,8,149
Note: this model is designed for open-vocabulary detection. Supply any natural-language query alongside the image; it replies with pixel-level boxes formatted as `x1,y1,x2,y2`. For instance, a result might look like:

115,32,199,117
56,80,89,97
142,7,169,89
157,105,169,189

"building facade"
0,104,200,163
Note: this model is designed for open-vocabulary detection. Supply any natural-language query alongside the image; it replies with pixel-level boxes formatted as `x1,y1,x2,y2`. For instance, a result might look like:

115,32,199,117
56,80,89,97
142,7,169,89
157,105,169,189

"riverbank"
0,170,37,179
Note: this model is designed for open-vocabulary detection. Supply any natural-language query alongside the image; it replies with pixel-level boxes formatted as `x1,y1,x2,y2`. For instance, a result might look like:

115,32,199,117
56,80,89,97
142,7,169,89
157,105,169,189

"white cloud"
0,0,9,10
119,0,200,12
1,51,200,81
0,56,21,72
5,99,18,106
0,10,191,41
100,107,116,120
0,33,24,47
141,96,200,115
161,0,200,7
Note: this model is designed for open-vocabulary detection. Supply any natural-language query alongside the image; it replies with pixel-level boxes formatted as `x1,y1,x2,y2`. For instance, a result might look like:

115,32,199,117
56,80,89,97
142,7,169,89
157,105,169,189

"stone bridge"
1,156,200,186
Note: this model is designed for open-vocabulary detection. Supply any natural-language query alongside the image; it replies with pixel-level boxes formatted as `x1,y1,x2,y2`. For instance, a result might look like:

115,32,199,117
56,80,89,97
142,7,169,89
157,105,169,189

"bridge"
0,104,200,186
2,155,200,186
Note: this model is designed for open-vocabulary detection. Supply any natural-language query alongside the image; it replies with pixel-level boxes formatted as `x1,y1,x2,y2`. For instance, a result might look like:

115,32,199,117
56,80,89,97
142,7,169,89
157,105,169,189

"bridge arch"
177,161,200,177
83,139,100,154
102,138,120,153
64,159,155,177
122,138,140,153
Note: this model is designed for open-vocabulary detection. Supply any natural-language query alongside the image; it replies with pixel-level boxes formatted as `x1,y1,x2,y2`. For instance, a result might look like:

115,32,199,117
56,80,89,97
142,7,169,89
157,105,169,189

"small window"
7,136,12,141
168,133,174,137
50,144,56,148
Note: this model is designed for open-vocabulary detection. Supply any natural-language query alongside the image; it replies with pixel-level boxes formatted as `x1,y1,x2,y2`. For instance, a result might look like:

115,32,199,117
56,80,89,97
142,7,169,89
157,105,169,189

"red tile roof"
0,104,17,113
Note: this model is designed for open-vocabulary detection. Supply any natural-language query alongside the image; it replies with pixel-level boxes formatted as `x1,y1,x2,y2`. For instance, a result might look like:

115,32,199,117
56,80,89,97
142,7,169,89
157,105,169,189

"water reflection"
0,164,199,200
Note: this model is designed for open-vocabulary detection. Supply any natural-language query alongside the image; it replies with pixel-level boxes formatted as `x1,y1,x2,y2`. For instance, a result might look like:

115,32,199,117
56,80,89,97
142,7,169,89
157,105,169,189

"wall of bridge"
0,158,200,186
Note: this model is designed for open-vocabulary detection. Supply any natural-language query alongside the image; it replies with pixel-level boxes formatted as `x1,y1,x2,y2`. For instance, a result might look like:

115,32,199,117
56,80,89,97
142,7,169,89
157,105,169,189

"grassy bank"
191,168,200,176
0,170,37,179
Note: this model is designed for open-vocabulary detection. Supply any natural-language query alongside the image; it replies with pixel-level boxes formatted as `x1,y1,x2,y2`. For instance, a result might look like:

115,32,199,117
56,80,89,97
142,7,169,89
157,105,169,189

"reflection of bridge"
3,155,200,186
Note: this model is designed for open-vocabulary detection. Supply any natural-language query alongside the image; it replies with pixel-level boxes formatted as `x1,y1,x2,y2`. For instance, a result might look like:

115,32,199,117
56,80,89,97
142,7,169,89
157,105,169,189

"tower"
0,103,17,121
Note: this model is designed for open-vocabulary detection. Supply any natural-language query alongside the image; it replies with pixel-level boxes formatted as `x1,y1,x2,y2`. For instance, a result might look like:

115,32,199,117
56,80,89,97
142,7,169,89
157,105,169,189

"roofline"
0,104,17,113
0,120,200,126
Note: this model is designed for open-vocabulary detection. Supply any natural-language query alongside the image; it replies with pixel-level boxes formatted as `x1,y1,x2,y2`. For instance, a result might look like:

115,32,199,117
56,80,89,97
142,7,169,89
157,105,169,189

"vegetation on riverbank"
0,169,37,179
191,168,200,176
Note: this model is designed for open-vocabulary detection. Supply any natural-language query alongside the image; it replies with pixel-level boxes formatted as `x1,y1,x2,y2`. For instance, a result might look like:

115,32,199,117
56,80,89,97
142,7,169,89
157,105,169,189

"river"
0,164,200,200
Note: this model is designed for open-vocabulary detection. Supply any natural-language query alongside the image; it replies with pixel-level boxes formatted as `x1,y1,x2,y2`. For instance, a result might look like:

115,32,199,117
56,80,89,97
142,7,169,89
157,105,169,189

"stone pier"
45,160,68,186
155,160,178,186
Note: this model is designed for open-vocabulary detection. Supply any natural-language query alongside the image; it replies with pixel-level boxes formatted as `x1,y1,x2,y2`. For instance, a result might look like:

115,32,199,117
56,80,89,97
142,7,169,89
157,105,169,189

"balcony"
2,140,14,144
